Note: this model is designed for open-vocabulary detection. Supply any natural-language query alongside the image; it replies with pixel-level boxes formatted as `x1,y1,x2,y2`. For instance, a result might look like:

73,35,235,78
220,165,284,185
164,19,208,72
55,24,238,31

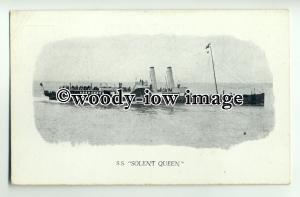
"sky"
34,35,272,84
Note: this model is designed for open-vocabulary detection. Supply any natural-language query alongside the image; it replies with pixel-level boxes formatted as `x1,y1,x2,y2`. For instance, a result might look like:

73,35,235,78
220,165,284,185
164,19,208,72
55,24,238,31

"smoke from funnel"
149,67,157,92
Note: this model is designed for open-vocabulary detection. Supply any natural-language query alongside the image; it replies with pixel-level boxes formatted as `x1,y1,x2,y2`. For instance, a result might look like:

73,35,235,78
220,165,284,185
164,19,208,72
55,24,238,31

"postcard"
10,10,290,185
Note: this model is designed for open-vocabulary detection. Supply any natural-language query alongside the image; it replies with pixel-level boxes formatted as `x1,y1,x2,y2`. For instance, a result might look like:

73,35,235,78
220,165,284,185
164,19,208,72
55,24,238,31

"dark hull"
242,93,264,106
44,90,57,100
43,90,113,101
43,90,264,106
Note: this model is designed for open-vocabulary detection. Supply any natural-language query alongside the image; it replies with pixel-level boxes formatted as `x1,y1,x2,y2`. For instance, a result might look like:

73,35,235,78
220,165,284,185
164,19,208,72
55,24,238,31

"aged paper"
10,10,290,185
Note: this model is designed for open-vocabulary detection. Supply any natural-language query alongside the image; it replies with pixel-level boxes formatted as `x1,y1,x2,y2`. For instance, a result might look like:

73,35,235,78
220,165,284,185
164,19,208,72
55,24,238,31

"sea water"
33,81,274,149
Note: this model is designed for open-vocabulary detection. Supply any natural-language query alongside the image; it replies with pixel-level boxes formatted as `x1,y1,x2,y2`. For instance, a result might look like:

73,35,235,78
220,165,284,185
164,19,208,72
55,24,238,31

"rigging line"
209,45,219,94
212,61,249,84
205,44,250,84
218,65,250,84
206,57,247,84
212,55,250,83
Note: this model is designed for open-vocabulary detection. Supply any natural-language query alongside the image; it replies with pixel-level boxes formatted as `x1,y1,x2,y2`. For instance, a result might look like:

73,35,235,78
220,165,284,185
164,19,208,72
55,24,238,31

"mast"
207,43,219,94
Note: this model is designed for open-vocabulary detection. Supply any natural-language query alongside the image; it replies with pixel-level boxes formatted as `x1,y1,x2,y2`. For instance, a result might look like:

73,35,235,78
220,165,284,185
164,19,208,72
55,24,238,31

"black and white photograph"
34,35,274,149
10,10,290,185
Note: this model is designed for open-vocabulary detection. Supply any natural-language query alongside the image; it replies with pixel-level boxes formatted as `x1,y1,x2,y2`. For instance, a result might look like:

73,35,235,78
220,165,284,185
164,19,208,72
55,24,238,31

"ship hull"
43,90,264,106
242,93,264,106
44,90,57,100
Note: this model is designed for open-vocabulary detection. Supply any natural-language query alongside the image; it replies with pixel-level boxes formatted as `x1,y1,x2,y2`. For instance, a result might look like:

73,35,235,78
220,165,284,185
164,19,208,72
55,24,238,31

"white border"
1,0,299,197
